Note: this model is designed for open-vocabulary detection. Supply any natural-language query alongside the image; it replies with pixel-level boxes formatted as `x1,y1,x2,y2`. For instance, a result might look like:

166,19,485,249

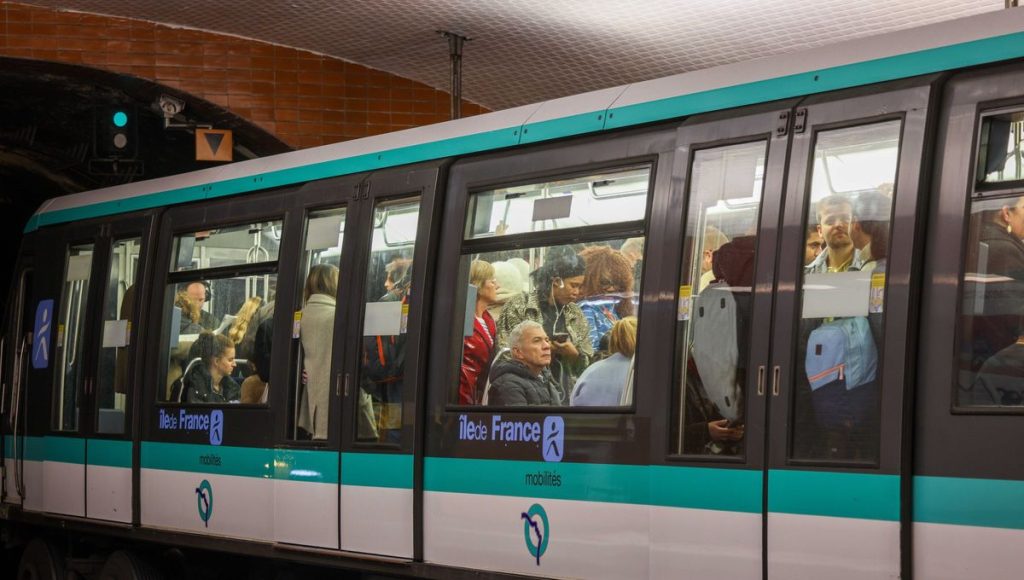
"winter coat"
300,293,336,439
459,311,496,405
183,365,240,404
487,359,561,406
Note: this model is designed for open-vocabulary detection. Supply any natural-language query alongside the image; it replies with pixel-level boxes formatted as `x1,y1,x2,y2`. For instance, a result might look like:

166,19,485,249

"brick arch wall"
0,1,489,149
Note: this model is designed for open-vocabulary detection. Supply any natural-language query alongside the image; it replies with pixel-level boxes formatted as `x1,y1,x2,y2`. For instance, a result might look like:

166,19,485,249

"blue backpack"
805,316,877,392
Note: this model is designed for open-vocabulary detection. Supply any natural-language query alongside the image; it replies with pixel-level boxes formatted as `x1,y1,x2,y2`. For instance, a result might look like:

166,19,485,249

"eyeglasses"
821,214,852,226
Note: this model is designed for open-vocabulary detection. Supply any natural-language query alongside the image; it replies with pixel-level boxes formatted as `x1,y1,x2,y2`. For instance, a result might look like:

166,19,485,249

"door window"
791,120,901,462
53,243,94,431
94,237,142,434
292,208,346,440
357,198,420,443
673,141,767,456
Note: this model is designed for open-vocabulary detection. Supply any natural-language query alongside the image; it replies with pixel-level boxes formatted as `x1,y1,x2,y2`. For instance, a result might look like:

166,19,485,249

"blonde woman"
569,316,637,406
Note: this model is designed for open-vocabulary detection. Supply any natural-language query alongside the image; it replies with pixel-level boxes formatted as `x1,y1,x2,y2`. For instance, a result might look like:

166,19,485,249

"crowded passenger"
184,281,219,330
699,226,731,290
851,191,892,273
804,225,824,266
570,316,636,406
577,246,635,353
459,260,500,405
179,332,240,403
496,247,592,402
489,260,524,318
805,195,862,273
362,254,413,442
488,321,561,406
298,264,338,439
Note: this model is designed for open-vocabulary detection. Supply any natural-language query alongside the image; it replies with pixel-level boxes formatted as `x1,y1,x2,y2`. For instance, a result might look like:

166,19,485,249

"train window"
976,111,1024,185
956,127,1024,409
453,166,650,409
53,243,94,432
292,207,346,440
792,120,900,462
94,237,142,434
672,140,766,456
160,221,282,405
357,198,420,443
171,220,281,271
457,240,643,408
464,166,649,240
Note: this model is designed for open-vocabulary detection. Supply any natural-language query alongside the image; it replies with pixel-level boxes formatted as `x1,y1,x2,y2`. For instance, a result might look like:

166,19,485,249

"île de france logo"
520,503,550,566
195,479,213,527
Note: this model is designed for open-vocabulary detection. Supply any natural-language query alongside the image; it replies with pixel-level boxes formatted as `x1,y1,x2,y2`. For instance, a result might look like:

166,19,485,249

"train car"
3,8,1024,579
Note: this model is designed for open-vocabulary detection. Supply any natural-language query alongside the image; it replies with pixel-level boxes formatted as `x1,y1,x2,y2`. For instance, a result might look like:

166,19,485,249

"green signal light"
112,111,128,127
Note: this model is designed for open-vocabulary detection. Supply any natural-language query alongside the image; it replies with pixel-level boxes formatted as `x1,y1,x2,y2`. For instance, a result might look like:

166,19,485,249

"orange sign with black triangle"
196,128,233,162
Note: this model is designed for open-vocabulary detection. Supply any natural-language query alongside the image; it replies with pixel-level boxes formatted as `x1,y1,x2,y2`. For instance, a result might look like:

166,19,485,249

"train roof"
24,8,1024,233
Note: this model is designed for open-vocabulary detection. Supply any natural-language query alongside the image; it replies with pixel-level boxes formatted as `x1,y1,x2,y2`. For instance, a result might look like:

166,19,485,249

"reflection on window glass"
171,220,283,272
53,244,93,431
793,120,900,462
359,198,420,443
451,236,643,408
977,111,1024,184
95,238,141,434
163,272,277,404
293,208,345,440
958,196,1024,407
464,166,650,240
673,141,766,456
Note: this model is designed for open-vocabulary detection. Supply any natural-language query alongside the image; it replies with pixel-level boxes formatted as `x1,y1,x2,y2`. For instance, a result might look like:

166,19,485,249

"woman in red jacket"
459,260,500,404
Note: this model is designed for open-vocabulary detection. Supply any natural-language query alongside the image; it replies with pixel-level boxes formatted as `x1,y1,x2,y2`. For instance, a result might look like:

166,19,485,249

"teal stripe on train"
140,441,413,487
606,30,1024,129
768,469,900,521
44,436,86,464
29,127,520,232
341,452,413,489
87,439,132,468
914,475,1024,531
425,457,762,513
25,29,1024,234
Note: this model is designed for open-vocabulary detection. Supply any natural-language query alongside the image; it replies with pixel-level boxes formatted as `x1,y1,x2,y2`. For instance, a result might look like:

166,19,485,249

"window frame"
154,214,287,410
951,100,1024,416
444,159,658,414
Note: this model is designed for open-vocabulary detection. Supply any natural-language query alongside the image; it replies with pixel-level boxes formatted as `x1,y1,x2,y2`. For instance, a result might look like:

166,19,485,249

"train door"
140,192,296,541
913,62,1024,579
337,164,444,558
2,251,33,507
765,80,934,578
663,101,796,578
35,216,151,520
270,175,362,550
82,216,152,523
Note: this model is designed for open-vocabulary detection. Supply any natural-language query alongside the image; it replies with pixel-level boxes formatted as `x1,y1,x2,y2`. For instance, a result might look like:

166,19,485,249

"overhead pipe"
439,31,469,120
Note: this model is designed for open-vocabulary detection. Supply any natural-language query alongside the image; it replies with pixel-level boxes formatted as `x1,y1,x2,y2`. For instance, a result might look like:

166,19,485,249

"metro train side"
3,10,1024,580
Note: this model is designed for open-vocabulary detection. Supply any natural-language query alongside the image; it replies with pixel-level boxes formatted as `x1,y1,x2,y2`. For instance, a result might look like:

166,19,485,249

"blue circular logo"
520,503,549,565
195,479,213,527
112,111,128,127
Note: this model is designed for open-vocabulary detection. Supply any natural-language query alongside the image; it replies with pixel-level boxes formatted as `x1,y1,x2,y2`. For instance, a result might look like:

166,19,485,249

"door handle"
772,365,781,397
756,365,766,396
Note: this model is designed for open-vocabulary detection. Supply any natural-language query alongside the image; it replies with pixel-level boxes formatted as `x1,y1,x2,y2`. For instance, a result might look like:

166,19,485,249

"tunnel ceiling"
20,0,1001,111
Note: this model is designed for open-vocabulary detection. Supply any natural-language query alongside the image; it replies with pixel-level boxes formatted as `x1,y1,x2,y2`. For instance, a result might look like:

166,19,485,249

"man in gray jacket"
488,321,563,406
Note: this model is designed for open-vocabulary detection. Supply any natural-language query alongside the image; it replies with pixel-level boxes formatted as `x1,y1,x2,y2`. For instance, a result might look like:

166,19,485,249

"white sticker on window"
802,271,871,319
464,284,478,337
307,214,344,251
102,319,129,348
67,254,92,281
532,196,572,221
363,301,403,336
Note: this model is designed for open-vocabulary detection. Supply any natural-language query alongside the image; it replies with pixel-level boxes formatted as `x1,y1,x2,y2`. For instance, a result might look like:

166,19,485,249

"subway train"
3,9,1024,580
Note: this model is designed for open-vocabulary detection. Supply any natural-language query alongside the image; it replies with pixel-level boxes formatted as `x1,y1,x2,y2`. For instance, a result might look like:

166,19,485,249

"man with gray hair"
487,320,562,406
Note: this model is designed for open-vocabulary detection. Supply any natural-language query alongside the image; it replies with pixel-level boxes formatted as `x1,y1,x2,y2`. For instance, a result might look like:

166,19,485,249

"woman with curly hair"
496,246,592,403
577,245,635,352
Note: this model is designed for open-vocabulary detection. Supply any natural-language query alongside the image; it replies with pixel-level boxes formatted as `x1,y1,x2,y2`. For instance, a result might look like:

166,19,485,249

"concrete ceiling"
21,0,1004,111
